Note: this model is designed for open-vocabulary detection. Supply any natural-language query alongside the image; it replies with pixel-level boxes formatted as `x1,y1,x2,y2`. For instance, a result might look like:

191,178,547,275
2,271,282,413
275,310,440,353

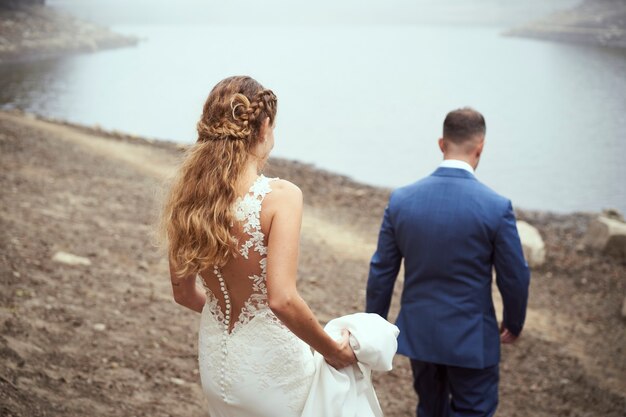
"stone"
585,216,626,260
516,221,546,268
602,208,624,222
52,251,91,266
93,323,106,332
170,377,185,386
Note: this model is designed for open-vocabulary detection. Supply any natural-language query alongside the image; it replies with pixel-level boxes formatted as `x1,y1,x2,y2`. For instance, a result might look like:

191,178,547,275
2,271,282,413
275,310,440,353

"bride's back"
196,176,315,417
198,174,277,334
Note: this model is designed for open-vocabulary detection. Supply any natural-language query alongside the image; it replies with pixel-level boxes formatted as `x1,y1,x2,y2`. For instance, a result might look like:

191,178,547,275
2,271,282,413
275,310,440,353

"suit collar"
431,167,477,180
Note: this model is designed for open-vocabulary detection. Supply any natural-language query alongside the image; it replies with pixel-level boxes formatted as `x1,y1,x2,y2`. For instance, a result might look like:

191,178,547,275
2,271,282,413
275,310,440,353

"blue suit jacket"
366,167,530,369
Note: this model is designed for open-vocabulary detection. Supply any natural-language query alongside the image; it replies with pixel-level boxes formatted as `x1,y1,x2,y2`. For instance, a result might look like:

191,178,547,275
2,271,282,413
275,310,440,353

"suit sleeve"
366,201,403,319
494,200,530,336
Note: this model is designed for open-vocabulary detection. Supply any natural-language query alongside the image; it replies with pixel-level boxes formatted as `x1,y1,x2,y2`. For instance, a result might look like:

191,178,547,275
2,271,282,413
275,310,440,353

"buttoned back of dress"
196,175,316,417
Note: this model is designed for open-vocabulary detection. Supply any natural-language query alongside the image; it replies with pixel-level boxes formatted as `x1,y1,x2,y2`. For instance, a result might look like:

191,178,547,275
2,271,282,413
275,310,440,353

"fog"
49,0,581,27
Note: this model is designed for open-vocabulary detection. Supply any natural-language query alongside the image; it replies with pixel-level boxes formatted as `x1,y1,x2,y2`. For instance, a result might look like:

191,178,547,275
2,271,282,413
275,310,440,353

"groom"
366,108,530,417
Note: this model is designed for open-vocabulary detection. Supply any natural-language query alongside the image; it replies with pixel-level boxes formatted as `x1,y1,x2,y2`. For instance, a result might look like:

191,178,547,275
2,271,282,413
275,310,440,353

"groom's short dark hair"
443,107,486,143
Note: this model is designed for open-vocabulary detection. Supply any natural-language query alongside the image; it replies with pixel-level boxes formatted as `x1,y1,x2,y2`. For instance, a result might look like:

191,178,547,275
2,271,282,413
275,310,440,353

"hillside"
0,3,137,63
507,0,626,48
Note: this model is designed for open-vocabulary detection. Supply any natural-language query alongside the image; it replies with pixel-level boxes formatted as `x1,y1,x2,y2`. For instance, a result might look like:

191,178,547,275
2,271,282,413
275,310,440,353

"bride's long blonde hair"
160,76,277,280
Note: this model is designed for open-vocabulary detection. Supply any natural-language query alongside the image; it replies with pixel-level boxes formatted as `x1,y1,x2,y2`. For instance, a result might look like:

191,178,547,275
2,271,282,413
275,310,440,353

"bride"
160,75,356,416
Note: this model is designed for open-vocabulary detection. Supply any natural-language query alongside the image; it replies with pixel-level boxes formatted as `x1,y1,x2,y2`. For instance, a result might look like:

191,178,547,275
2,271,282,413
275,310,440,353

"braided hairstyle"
161,76,278,279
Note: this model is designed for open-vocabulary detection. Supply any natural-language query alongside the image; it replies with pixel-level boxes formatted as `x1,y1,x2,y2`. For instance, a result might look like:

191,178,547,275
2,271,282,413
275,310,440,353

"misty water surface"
1,1,624,213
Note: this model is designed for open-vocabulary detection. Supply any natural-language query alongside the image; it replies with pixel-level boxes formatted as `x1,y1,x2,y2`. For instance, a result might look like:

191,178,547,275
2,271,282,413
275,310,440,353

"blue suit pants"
410,359,499,417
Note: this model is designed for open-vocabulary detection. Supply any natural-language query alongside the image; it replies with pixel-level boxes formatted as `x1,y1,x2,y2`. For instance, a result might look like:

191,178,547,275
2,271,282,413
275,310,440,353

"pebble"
93,323,106,331
52,251,91,266
170,377,185,386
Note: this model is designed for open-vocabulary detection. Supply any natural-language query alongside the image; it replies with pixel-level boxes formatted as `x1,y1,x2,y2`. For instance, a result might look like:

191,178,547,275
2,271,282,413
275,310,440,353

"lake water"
2,19,625,213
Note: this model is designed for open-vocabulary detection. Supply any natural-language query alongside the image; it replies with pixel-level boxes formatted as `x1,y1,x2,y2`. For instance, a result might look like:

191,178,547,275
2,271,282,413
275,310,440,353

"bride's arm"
265,181,355,369
169,260,206,313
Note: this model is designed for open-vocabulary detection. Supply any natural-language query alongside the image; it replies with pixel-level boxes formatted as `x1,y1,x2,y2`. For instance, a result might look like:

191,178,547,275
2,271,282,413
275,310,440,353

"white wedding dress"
197,175,315,417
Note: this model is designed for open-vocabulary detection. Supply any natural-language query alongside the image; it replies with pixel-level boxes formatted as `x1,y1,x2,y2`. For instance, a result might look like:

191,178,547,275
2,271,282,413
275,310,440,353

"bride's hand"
324,329,357,370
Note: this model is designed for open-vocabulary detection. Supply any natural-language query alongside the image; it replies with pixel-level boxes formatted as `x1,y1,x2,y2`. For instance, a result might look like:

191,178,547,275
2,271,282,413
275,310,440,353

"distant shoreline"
0,4,138,64
505,0,626,49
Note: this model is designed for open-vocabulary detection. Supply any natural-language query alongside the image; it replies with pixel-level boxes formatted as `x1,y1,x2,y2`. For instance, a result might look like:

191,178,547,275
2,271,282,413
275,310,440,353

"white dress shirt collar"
439,159,475,174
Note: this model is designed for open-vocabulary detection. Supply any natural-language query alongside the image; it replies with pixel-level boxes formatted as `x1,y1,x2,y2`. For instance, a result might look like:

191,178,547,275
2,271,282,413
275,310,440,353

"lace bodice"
199,174,279,334
196,175,314,416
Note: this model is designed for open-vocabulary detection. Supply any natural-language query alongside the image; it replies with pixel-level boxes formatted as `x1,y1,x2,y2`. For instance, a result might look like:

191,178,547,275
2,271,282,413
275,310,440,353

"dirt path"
1,111,624,416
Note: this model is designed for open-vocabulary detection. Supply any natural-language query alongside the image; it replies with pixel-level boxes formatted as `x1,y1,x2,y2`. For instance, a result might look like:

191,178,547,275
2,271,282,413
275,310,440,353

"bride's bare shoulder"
269,178,301,194
264,179,303,209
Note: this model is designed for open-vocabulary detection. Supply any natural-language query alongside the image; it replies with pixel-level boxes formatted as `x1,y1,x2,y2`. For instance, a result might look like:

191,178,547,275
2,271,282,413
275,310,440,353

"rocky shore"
506,0,626,49
1,110,625,416
0,4,137,63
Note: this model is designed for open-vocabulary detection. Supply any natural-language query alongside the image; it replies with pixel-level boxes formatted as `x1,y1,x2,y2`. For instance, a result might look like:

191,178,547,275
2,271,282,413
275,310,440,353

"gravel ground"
1,111,624,416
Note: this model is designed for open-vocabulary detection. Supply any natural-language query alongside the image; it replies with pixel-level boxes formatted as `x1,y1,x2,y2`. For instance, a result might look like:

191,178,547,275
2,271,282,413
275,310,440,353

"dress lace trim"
199,175,283,335
233,175,272,259
198,175,315,410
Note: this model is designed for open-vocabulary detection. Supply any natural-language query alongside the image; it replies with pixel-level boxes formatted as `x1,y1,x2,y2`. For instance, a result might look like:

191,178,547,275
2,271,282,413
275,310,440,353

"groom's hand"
500,327,519,344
